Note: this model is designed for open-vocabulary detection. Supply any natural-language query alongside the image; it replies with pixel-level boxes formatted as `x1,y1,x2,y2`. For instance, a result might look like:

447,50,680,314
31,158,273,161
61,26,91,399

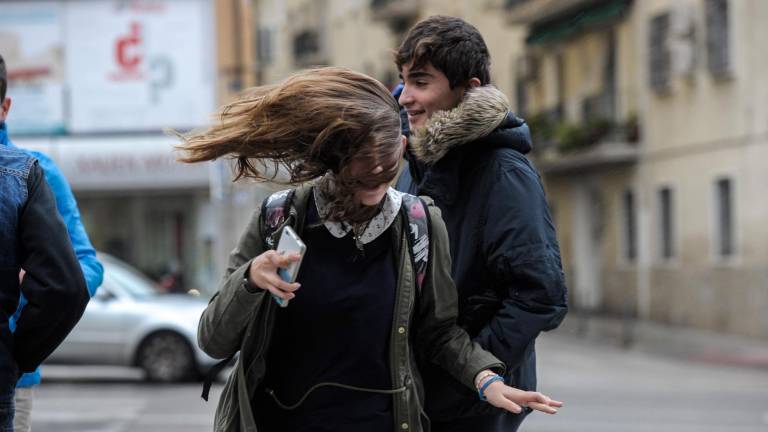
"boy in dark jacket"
0,148,89,429
0,56,89,430
394,15,569,432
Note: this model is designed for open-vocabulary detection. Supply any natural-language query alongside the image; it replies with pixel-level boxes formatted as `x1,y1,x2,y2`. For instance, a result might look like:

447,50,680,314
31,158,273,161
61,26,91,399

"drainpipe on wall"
634,0,652,321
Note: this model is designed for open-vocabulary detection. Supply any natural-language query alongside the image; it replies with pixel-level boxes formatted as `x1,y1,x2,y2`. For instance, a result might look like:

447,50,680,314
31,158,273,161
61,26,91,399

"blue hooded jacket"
0,122,103,387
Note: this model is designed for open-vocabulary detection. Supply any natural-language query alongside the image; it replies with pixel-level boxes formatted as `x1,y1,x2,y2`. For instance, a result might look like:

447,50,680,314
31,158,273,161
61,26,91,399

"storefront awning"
526,0,631,45
14,135,211,191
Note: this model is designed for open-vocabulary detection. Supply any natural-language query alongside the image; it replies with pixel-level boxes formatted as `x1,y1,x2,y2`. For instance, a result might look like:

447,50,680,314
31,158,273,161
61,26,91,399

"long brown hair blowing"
177,67,402,222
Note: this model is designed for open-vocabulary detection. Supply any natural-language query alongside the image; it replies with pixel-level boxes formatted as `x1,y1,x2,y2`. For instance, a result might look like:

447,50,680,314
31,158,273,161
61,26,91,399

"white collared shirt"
313,184,403,245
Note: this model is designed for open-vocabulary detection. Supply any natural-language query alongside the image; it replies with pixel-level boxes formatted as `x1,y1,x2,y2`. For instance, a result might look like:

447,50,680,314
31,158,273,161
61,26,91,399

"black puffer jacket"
396,86,568,428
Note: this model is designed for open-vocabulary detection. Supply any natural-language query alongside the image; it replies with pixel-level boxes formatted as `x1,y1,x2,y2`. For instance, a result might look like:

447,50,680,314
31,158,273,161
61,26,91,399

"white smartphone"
273,226,307,307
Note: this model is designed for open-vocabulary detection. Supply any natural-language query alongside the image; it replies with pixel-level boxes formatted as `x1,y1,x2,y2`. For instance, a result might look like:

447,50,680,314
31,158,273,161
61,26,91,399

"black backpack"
201,187,431,400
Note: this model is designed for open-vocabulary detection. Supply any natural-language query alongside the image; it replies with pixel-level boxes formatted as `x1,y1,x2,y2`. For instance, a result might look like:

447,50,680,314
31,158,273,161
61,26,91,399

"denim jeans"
0,387,14,432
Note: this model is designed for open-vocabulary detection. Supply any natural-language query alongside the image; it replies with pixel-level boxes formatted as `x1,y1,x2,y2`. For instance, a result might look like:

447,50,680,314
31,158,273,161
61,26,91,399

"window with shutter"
658,186,675,260
705,0,731,77
649,13,671,93
257,28,273,65
714,177,734,257
622,190,637,262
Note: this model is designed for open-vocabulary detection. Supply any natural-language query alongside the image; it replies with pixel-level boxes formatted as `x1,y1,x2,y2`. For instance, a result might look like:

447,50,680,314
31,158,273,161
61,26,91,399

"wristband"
474,371,496,388
476,373,497,391
478,375,504,401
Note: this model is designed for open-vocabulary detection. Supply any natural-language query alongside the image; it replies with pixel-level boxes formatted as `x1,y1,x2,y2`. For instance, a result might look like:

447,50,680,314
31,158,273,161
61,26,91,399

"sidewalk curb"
554,313,768,370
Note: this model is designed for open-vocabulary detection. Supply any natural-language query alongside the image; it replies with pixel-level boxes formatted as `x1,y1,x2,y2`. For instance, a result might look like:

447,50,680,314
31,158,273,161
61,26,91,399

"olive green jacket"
198,185,504,432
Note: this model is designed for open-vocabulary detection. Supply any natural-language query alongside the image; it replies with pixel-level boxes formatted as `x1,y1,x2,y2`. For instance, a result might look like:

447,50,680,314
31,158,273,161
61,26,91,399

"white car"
46,254,218,382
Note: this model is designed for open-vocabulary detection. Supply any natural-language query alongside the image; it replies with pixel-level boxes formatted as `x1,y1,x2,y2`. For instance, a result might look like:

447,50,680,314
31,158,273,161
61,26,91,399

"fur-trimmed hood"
410,86,528,164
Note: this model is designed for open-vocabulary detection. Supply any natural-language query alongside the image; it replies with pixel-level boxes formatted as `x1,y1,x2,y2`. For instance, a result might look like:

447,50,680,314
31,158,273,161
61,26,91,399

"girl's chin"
358,197,384,206
356,193,386,207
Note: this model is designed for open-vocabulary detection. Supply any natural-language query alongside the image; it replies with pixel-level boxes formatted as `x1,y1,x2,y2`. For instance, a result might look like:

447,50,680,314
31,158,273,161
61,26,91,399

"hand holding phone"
246,228,305,307
272,226,306,307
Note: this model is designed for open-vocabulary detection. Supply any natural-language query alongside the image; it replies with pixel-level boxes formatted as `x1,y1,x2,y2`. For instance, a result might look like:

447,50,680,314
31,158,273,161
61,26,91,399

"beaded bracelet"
474,371,496,388
478,375,504,401
476,373,498,391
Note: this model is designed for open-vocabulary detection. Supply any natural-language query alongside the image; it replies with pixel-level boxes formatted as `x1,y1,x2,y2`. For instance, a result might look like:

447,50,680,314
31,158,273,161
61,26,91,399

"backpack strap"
261,188,297,249
201,357,234,401
400,194,430,293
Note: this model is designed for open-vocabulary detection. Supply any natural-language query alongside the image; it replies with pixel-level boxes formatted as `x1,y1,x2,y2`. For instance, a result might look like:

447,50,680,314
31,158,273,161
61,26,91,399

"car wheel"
137,331,197,382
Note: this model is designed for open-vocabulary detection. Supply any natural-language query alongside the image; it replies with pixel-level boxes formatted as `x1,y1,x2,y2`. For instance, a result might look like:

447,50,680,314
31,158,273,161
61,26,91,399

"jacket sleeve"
474,161,568,372
14,162,89,373
34,153,103,296
197,208,269,360
414,204,504,390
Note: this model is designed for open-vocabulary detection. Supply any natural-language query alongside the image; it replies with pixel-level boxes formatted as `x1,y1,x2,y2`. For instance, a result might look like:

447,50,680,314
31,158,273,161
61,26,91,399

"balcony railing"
508,0,632,46
528,110,639,174
506,0,604,25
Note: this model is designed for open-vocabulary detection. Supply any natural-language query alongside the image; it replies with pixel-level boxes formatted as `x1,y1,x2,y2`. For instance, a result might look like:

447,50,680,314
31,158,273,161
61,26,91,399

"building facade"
251,0,525,95
249,0,768,338
508,0,768,338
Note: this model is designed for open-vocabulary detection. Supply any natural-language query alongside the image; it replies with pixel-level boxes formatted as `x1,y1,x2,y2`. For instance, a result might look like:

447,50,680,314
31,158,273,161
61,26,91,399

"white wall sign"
1,0,215,134
65,0,215,133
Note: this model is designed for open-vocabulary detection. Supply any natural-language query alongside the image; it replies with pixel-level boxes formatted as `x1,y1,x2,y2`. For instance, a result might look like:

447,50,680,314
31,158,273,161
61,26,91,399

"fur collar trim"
410,86,510,164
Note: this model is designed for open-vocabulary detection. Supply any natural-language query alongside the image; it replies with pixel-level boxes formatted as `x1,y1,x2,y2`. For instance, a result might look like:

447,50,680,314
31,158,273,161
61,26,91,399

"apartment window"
505,0,530,7
555,53,566,108
603,30,617,120
622,190,637,262
649,13,671,93
293,30,321,66
714,178,734,257
257,28,274,65
705,0,731,77
515,77,528,117
658,187,675,259
514,55,534,116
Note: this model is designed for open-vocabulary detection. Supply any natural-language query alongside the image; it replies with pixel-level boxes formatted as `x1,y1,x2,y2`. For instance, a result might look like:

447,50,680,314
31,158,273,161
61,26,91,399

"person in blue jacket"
0,53,103,432
393,16,568,432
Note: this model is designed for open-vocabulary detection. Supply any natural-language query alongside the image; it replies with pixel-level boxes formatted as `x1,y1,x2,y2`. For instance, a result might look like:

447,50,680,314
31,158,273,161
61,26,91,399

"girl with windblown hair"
178,67,561,432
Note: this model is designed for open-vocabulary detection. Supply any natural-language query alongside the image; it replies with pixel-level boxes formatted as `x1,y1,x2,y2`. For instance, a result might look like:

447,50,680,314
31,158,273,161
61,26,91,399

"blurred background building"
2,0,767,339
1,0,269,293
505,0,768,339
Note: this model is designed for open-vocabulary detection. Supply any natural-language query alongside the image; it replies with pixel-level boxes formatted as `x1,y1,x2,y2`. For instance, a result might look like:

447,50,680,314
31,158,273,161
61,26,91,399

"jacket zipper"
391,225,407,429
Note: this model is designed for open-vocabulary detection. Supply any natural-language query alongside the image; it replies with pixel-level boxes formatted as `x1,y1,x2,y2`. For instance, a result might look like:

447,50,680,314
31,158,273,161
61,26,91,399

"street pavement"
32,317,768,432
527,331,768,432
31,369,222,432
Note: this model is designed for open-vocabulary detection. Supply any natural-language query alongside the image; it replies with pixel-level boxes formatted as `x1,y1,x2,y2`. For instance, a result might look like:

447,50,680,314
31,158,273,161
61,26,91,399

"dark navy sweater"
257,198,397,432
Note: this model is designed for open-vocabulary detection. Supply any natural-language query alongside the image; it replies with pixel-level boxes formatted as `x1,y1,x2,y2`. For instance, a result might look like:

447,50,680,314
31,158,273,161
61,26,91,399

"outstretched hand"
483,381,562,415
247,250,302,301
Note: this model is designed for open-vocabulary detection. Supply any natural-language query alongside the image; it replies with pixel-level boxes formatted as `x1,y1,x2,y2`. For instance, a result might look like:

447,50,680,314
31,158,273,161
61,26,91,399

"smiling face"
398,61,467,131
